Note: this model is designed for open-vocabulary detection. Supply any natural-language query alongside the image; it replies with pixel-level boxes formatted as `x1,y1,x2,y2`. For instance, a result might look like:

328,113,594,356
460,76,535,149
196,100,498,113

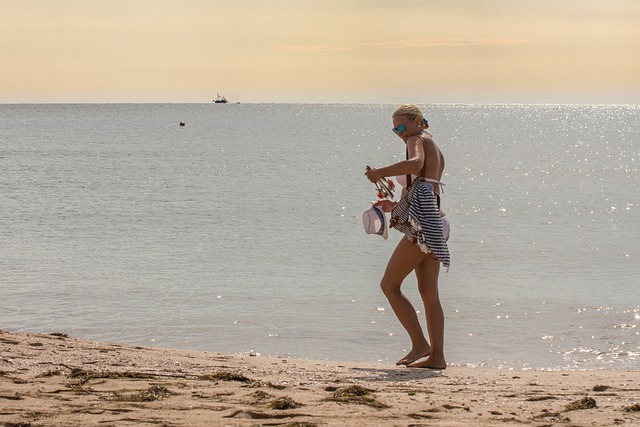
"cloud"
371,37,532,49
275,37,531,53
273,44,354,53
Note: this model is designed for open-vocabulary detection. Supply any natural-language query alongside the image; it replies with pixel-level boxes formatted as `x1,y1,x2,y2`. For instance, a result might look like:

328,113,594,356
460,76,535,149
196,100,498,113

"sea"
1,103,638,371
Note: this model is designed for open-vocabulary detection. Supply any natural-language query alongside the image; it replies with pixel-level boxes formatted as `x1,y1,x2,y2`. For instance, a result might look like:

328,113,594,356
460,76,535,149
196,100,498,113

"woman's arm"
365,136,425,182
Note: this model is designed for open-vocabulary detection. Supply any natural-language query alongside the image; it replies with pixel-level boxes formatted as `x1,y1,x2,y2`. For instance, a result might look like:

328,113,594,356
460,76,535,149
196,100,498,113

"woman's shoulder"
408,132,432,144
418,131,435,143
414,132,437,152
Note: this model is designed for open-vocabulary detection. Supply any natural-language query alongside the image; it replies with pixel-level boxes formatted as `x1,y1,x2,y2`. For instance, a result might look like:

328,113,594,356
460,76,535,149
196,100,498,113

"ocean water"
1,103,638,370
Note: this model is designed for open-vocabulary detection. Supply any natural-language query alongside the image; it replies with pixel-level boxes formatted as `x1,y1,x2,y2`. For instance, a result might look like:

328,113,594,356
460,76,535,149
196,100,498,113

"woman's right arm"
365,137,425,181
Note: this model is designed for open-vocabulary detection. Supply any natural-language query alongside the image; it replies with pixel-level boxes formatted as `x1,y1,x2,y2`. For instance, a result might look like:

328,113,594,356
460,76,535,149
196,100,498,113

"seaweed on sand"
564,396,597,411
199,371,254,383
269,396,302,410
324,385,389,409
111,385,172,402
66,368,153,386
250,390,302,410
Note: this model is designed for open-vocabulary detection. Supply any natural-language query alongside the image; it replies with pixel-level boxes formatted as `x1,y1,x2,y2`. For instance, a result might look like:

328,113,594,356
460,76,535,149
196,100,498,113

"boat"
213,93,228,103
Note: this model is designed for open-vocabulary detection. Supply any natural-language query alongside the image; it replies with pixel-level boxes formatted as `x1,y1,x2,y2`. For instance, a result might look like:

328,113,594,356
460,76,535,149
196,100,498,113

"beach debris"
67,368,92,385
442,403,470,411
65,368,153,386
526,395,558,401
48,332,69,338
623,403,640,412
533,409,571,422
36,369,63,378
325,385,389,409
266,381,287,390
251,390,272,402
200,371,254,383
112,385,172,402
564,396,597,411
269,396,302,410
223,409,308,420
249,389,302,409
408,411,438,420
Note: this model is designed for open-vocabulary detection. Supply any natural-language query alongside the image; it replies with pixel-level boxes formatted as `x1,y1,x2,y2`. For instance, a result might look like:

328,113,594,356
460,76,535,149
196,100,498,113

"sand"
1,329,639,426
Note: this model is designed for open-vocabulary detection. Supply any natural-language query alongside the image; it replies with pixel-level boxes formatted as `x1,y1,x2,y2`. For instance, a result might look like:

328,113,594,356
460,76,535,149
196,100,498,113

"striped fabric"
390,177,451,269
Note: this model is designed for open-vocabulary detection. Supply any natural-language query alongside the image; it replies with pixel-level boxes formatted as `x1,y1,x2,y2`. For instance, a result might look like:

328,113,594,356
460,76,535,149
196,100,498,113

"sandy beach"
1,329,639,426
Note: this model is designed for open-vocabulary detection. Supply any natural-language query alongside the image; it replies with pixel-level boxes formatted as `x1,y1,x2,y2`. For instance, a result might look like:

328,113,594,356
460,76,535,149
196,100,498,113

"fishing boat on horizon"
213,93,228,103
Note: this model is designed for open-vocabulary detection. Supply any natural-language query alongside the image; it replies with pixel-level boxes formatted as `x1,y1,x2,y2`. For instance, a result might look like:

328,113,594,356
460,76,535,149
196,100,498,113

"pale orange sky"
1,0,639,103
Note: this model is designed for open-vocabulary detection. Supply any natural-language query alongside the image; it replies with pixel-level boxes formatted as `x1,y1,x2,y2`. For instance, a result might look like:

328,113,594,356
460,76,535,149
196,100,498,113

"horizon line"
1,101,639,107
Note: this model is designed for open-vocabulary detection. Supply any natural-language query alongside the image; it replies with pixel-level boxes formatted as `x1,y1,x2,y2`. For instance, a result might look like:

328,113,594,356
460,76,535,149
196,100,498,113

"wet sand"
1,329,639,426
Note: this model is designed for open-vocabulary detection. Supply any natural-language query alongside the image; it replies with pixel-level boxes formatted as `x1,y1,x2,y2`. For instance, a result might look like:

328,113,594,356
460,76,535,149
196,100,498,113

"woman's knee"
380,276,401,297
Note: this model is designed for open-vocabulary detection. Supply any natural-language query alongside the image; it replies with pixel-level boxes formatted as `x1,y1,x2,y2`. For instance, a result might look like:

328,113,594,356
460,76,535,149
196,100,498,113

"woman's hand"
365,167,384,183
373,199,397,213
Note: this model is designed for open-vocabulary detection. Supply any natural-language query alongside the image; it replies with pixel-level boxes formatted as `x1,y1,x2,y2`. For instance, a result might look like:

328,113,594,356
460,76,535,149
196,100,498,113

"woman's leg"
380,236,431,365
408,255,446,369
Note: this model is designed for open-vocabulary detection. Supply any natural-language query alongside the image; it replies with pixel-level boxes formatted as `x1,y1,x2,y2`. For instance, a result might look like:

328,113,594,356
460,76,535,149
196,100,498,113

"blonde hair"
392,104,428,129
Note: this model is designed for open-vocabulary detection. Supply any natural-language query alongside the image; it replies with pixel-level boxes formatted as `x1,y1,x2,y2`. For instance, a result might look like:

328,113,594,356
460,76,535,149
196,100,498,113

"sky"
1,0,639,104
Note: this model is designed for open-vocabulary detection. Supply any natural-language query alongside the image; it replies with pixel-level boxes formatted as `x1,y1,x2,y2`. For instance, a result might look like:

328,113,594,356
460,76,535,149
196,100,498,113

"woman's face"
392,115,417,141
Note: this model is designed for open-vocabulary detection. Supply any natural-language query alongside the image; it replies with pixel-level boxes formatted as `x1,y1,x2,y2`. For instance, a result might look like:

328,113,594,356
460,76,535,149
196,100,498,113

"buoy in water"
179,121,185,127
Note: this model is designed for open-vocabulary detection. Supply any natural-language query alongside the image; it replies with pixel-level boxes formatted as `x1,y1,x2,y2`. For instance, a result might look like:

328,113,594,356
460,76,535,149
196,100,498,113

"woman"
365,104,450,369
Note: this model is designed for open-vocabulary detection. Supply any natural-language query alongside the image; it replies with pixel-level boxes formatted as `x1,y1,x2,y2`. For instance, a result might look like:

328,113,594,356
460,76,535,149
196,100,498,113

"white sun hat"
362,205,388,240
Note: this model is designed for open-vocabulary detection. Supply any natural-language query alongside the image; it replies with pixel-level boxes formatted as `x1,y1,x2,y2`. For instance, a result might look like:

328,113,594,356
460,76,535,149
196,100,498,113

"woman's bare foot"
396,346,431,366
407,354,446,369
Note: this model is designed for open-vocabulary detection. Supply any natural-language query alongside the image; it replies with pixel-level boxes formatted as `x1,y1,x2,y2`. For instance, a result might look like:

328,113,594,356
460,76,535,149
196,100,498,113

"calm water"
1,103,638,370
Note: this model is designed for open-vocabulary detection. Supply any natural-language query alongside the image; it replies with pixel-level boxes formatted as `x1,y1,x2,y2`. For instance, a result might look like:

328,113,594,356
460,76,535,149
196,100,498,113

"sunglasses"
392,118,414,134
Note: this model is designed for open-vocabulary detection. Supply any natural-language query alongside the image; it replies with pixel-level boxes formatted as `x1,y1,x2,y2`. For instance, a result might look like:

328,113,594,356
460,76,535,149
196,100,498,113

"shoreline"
1,329,639,426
